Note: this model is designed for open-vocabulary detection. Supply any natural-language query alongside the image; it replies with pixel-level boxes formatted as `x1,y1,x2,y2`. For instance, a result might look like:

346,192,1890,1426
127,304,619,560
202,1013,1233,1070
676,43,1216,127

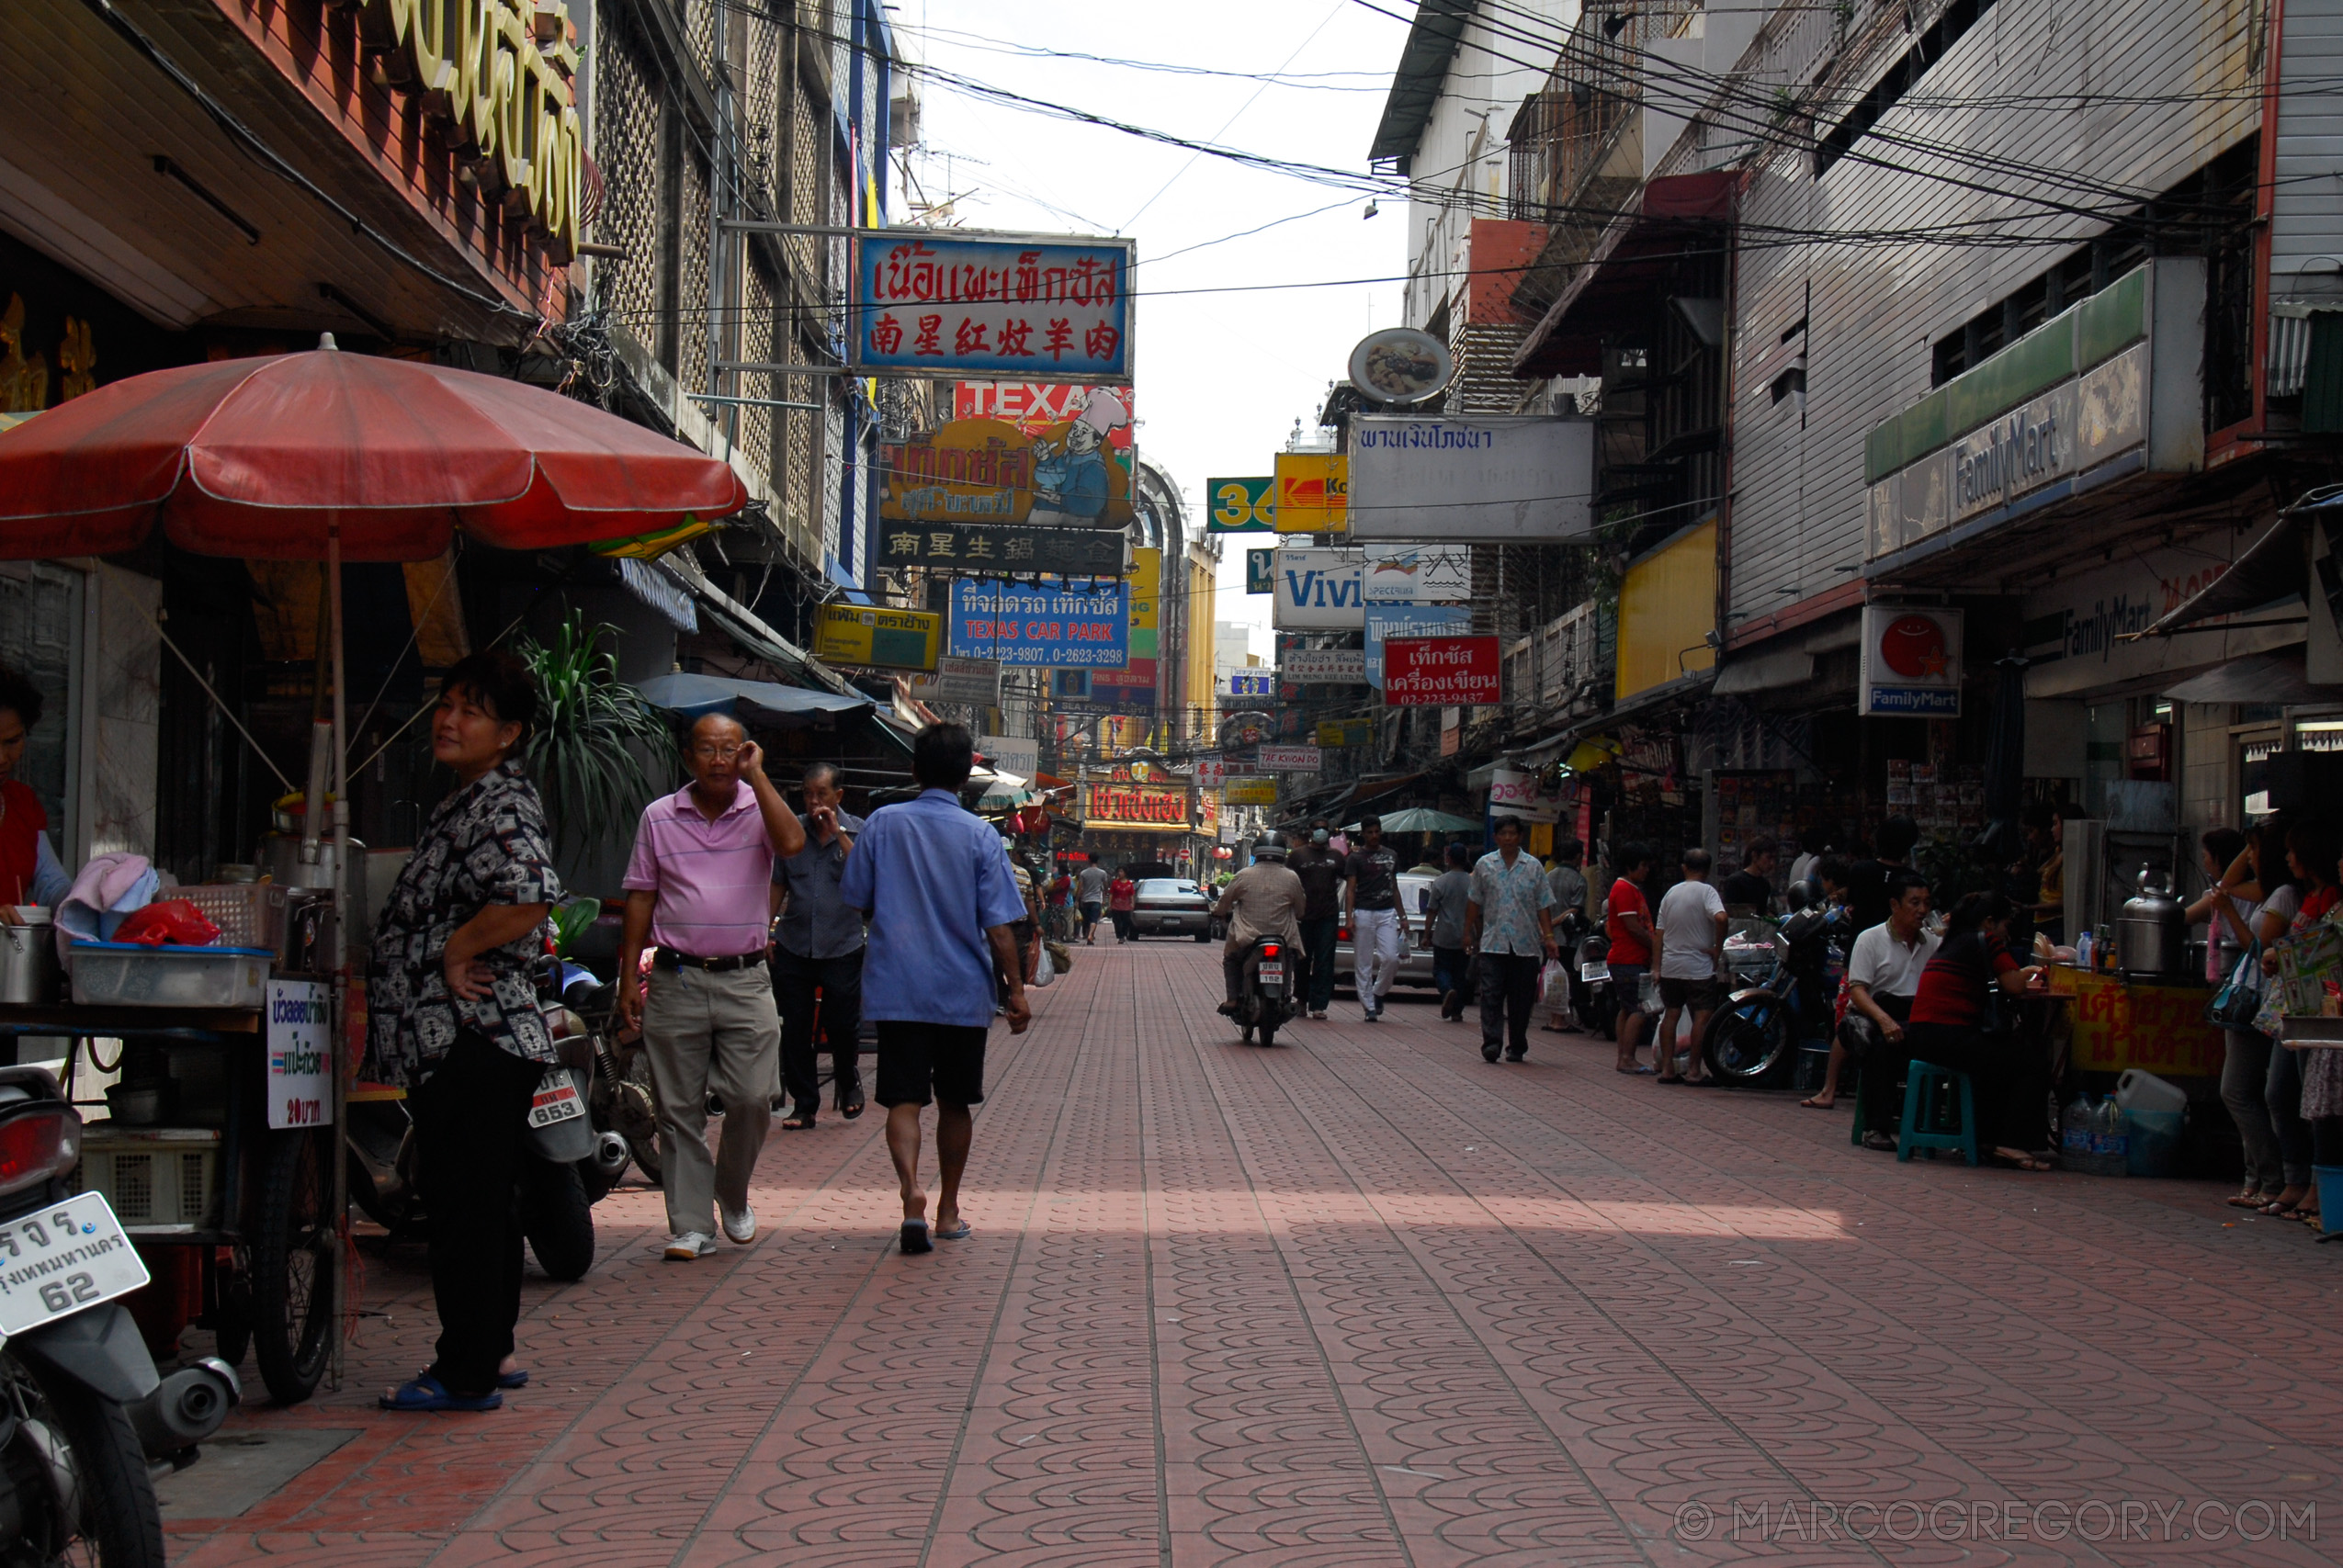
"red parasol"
0,339,747,560
0,340,749,1386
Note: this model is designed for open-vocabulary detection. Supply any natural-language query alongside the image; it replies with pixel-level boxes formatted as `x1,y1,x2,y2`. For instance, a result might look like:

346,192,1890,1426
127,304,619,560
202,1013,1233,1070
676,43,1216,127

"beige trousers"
641,963,779,1237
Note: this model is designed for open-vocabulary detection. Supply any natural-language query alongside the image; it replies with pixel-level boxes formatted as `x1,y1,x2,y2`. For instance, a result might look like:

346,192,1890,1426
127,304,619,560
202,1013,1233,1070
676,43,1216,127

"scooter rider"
1212,832,1307,1014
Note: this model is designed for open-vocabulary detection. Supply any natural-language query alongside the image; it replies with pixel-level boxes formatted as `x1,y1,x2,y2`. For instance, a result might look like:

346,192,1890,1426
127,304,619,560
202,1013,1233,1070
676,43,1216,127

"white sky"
892,0,1409,658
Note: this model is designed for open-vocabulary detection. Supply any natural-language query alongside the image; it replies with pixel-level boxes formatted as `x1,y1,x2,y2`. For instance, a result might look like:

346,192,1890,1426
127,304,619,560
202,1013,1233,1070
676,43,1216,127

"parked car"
1332,872,1440,990
1129,877,1214,941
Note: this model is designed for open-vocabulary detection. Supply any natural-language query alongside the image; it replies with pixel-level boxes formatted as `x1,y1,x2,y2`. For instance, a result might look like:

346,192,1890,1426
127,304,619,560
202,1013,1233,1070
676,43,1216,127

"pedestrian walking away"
838,722,1032,1255
1289,821,1343,1018
1077,861,1108,943
618,714,807,1259
1345,815,1403,1021
1213,834,1306,1013
770,761,866,1131
1422,843,1474,1021
1466,818,1558,1061
368,651,563,1413
1653,847,1728,1084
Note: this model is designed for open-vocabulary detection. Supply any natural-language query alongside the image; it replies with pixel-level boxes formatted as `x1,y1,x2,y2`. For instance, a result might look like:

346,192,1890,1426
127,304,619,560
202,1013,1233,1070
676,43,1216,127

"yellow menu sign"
814,604,941,671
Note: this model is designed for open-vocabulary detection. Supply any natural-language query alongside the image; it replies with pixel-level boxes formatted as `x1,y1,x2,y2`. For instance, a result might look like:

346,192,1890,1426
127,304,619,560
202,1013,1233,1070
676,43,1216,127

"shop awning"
1513,172,1739,378
2145,493,2335,635
634,671,873,723
1712,647,1815,696
2160,648,2327,705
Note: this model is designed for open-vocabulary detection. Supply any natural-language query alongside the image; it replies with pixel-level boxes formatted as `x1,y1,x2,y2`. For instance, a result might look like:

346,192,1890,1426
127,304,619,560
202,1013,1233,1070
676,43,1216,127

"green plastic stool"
1896,1059,1978,1166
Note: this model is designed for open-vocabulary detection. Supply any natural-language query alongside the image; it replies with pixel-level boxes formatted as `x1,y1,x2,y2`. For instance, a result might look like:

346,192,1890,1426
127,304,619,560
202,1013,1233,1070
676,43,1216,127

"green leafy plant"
513,616,675,855
549,896,603,958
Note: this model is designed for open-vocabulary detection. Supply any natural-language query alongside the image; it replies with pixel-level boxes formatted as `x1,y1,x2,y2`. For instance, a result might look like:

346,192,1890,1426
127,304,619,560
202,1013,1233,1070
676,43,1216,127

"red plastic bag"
111,899,223,947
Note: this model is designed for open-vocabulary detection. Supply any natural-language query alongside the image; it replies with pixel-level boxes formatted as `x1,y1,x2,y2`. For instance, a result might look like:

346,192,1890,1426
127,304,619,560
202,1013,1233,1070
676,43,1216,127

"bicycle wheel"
250,1127,334,1404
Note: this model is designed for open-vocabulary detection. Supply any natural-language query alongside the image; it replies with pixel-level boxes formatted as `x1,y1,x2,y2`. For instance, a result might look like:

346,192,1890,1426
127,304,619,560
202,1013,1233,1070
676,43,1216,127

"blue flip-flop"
498,1368,529,1389
934,1219,971,1241
900,1218,934,1255
379,1372,502,1412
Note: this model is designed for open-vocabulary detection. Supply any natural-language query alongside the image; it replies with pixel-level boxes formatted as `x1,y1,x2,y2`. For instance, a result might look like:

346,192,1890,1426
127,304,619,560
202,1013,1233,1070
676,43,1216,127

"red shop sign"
1382,637,1501,706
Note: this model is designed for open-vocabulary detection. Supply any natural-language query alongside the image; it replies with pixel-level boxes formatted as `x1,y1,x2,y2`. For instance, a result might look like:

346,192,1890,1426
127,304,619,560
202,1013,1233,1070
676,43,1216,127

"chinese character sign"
949,579,1129,667
1383,637,1502,705
859,234,1135,380
876,523,1125,574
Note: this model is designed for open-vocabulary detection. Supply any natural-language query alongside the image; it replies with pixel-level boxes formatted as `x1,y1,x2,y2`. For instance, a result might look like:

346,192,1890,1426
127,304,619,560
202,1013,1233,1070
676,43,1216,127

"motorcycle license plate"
1580,963,1611,983
1258,963,1285,983
527,1068,587,1129
0,1192,150,1338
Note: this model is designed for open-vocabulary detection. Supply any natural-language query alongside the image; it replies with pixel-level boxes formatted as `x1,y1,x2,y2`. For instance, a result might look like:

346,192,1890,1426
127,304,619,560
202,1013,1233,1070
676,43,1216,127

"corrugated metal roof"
1369,0,1478,168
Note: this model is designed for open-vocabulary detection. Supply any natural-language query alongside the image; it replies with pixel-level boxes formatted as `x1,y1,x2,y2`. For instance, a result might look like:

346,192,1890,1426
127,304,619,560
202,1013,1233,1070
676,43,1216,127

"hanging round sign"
1348,327,1455,405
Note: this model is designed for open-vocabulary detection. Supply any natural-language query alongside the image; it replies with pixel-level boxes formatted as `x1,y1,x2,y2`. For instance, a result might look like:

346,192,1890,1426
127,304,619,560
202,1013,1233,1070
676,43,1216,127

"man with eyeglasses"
618,713,807,1260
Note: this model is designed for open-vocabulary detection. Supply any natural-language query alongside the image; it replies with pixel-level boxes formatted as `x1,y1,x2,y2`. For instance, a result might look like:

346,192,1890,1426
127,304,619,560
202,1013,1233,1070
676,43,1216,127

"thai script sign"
1365,604,1472,688
266,979,333,1130
1383,637,1501,705
911,657,1002,706
1225,778,1279,806
1283,649,1366,683
815,604,942,671
1348,415,1595,541
1207,477,1276,534
361,0,585,256
949,580,1127,667
1081,782,1192,830
857,233,1134,380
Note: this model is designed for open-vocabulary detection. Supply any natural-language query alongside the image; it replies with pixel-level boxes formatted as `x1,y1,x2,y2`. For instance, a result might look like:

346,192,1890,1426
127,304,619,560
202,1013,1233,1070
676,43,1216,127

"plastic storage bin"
69,942,272,1009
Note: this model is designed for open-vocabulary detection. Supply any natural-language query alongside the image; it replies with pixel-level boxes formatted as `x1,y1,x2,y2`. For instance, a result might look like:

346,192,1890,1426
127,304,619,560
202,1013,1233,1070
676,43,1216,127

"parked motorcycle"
0,1066,239,1568
1701,881,1842,1087
1230,935,1297,1047
1569,916,1618,1040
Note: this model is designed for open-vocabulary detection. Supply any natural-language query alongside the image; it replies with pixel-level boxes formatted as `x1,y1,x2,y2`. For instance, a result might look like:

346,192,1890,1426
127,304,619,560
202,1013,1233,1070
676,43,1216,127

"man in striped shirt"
619,714,806,1259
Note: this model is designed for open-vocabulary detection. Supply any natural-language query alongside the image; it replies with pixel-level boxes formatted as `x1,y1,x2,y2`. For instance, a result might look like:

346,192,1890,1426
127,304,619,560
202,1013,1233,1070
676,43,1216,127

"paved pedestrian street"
168,940,2338,1566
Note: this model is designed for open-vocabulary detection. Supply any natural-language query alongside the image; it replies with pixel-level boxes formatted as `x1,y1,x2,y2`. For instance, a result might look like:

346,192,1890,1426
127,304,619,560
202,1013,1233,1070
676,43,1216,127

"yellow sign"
1225,777,1278,806
813,604,941,671
362,0,585,255
2048,966,2226,1077
1129,547,1160,652
1316,718,1372,747
1273,453,1348,533
1615,519,1716,701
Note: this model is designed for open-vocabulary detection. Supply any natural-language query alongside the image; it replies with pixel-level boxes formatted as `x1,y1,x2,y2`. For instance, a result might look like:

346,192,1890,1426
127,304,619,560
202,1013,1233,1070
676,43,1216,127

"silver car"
1129,877,1214,941
1332,872,1441,990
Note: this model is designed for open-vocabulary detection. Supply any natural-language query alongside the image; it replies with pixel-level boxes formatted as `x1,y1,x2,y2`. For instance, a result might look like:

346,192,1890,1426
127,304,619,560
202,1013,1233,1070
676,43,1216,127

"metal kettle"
2116,867,2187,977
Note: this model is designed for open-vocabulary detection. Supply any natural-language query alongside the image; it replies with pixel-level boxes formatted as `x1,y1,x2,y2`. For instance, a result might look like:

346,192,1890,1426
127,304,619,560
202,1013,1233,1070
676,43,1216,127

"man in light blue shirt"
1466,816,1557,1064
837,723,1030,1256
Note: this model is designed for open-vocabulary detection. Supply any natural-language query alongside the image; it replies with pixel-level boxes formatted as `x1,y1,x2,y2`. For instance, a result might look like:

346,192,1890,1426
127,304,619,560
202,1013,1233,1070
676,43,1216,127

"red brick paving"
168,940,2343,1565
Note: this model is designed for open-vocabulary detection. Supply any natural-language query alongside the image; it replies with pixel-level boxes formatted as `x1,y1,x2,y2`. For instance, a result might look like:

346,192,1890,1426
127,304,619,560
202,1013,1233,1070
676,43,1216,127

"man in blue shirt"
770,761,866,1129
838,723,1031,1256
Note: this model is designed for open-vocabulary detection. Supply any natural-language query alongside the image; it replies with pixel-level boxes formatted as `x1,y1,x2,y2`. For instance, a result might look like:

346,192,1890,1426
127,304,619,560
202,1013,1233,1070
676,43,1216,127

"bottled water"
2060,1091,2095,1171
2090,1095,2129,1176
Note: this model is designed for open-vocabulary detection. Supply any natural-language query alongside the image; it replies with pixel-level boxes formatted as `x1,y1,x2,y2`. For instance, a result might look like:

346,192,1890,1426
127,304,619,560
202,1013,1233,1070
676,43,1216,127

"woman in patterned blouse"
370,650,564,1413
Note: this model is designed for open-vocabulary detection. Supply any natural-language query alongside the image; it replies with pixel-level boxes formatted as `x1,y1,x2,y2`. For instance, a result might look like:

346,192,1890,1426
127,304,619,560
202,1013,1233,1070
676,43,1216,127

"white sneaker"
664,1231,717,1260
720,1201,757,1245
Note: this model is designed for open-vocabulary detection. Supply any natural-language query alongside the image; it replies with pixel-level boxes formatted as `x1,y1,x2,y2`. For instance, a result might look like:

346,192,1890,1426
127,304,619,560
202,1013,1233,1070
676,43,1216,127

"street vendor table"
0,1000,336,1405
2043,966,2224,1078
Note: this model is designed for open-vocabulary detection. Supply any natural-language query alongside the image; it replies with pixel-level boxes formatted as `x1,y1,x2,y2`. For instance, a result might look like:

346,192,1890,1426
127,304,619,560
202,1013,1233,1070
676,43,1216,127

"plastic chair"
1896,1059,1978,1166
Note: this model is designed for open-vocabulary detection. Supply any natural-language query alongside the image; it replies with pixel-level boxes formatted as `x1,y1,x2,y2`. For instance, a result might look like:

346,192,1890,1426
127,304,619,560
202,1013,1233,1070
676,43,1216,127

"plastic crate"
69,942,272,1009
76,1126,221,1229
174,883,289,953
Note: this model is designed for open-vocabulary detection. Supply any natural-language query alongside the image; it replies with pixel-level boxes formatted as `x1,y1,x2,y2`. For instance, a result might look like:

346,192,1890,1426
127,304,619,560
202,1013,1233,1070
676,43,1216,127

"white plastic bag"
1029,941,1057,988
1538,959,1568,1007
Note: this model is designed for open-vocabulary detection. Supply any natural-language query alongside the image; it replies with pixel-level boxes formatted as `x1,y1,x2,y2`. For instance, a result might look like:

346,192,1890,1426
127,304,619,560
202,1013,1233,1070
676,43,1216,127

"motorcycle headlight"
0,1104,81,1198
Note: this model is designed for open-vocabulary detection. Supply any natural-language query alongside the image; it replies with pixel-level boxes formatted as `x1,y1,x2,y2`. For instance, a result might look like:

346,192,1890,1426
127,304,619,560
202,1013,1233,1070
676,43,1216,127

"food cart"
0,340,753,1400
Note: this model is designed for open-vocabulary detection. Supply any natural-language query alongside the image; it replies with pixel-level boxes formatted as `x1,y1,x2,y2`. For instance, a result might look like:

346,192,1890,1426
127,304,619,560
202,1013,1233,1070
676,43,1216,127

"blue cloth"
772,810,867,959
837,788,1026,1027
30,832,69,908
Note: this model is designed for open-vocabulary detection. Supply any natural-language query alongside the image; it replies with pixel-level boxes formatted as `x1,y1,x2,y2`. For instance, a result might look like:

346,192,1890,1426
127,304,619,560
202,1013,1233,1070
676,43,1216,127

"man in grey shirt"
770,762,866,1128
1422,842,1475,1021
1076,862,1109,944
1547,837,1589,922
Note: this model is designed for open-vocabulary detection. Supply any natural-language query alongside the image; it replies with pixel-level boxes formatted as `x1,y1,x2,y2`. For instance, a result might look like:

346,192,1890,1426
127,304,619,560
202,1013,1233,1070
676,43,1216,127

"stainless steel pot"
2116,868,2189,977
0,918,61,1004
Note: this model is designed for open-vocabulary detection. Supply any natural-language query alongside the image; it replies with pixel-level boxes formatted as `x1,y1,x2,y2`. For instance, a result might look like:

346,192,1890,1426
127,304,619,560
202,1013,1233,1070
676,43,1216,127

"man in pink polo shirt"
618,713,806,1259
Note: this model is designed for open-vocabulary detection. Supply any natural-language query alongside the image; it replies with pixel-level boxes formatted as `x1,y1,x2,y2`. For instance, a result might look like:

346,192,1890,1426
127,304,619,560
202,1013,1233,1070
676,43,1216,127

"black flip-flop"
839,1098,866,1121
780,1113,817,1131
1655,1075,1686,1085
900,1218,934,1255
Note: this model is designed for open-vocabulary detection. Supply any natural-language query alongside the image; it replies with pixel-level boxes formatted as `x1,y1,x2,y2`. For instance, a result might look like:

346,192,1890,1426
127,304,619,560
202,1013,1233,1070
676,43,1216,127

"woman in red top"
0,666,69,909
1603,841,1657,1074
1887,890,2053,1170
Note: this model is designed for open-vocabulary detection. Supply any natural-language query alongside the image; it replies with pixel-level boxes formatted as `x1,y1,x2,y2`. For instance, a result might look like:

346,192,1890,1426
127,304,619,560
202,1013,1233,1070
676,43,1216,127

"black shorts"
875,1020,990,1108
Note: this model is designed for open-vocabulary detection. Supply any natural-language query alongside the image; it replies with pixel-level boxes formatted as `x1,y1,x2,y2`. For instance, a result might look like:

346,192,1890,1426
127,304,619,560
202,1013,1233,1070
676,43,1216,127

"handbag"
2206,941,2264,1030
